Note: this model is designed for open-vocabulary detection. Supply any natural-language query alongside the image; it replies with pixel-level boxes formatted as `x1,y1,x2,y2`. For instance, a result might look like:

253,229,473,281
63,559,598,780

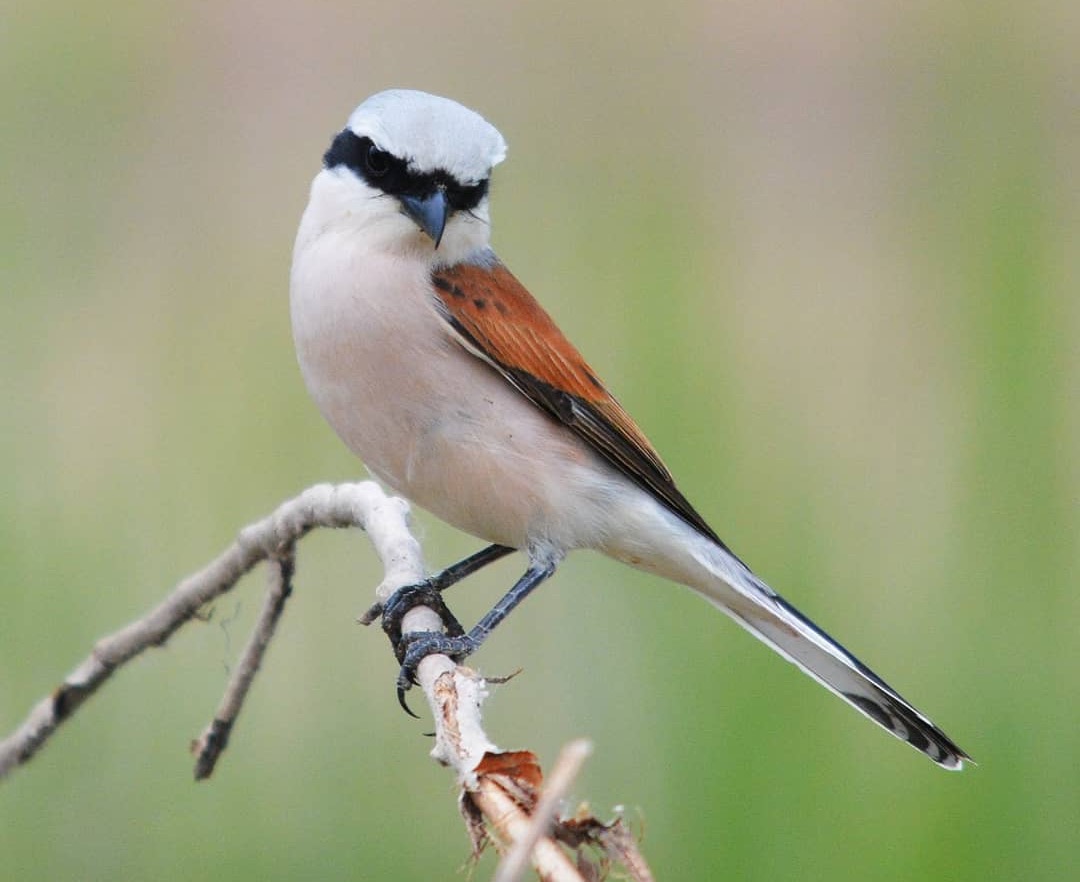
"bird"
290,88,969,770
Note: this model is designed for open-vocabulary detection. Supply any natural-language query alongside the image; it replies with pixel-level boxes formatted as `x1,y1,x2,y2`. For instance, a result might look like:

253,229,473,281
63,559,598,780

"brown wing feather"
431,258,731,550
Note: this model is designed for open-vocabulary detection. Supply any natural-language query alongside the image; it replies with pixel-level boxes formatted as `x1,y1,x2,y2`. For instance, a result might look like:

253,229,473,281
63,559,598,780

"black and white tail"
691,542,970,769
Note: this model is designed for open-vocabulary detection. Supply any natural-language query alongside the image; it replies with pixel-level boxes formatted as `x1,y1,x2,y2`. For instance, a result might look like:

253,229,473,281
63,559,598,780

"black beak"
400,188,450,248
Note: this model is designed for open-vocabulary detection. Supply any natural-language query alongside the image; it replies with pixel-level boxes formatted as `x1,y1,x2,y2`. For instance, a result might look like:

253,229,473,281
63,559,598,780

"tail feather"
693,545,970,770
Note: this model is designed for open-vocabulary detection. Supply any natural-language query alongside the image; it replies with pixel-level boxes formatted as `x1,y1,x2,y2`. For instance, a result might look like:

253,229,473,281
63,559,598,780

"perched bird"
290,89,969,769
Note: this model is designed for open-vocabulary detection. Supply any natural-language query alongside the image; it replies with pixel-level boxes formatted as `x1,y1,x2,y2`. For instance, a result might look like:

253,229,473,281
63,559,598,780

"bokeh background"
2,1,1077,879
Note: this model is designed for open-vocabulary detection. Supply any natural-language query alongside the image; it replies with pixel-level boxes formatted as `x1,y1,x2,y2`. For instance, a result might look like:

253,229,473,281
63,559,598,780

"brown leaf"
475,750,544,789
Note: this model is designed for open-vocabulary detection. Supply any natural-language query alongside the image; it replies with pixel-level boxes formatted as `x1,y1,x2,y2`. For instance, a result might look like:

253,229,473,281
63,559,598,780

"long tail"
690,541,971,770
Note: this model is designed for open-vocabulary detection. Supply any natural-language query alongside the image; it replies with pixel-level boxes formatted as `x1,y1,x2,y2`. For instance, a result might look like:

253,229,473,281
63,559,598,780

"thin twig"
472,778,586,882
0,482,410,779
0,481,655,880
492,739,594,882
191,547,297,779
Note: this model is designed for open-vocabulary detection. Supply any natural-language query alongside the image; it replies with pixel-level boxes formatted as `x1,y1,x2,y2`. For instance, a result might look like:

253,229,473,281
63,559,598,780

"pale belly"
290,240,620,551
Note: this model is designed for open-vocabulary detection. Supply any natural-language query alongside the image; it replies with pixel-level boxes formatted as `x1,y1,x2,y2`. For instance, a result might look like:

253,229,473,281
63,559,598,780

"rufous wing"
431,258,731,551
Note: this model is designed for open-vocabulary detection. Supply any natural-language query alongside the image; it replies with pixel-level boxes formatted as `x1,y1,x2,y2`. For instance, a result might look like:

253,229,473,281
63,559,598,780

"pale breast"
291,232,619,549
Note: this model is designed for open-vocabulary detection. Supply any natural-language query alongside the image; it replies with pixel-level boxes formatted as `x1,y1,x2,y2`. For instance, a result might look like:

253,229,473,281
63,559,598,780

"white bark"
0,482,651,880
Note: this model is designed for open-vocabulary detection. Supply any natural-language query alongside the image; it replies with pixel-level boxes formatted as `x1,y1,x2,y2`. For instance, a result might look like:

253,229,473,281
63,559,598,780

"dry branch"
0,481,653,880
191,550,297,779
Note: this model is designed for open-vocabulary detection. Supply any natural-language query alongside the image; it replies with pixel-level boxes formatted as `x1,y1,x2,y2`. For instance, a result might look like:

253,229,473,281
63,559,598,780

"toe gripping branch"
380,580,466,664
362,544,560,718
359,544,515,716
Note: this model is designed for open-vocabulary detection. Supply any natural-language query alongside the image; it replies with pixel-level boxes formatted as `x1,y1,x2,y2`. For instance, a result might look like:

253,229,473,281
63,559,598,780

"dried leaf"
475,749,543,789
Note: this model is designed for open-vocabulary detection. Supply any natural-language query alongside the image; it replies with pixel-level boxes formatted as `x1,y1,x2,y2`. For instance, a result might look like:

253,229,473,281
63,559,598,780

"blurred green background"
2,1,1077,879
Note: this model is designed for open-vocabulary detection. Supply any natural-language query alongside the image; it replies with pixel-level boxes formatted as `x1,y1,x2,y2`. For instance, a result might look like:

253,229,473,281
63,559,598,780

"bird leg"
395,555,559,714
362,544,515,660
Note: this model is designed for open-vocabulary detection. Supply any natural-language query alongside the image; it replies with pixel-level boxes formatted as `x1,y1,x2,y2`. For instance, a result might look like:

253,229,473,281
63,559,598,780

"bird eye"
365,143,391,177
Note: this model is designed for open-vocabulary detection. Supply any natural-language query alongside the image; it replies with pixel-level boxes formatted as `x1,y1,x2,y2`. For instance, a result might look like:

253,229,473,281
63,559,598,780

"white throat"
297,169,494,268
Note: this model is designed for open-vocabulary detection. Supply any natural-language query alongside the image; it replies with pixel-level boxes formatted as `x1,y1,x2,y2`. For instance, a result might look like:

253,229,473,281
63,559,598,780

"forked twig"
0,481,653,879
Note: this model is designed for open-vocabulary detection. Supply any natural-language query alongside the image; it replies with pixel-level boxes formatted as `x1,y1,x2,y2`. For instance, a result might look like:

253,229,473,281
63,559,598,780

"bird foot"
374,579,466,662
364,580,468,716
395,632,479,716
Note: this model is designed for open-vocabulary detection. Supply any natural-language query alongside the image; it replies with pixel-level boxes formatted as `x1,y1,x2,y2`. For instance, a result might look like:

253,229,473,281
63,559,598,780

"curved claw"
396,652,423,718
397,684,419,718
393,632,478,716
